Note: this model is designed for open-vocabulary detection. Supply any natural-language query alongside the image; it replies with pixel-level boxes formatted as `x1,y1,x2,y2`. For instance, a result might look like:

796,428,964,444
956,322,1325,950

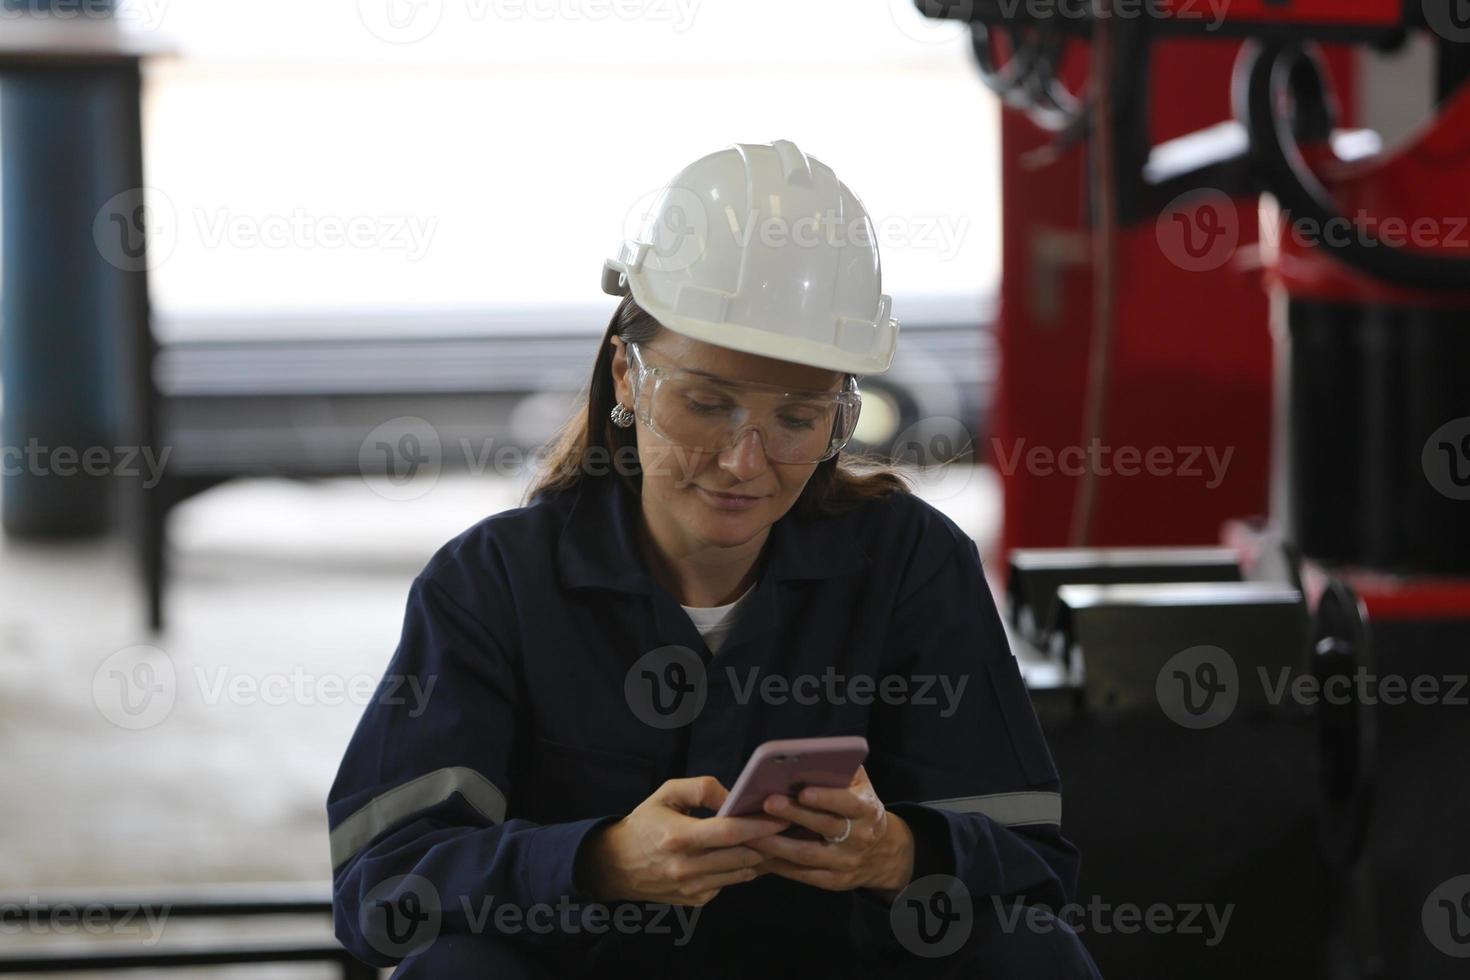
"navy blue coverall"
327,472,1101,977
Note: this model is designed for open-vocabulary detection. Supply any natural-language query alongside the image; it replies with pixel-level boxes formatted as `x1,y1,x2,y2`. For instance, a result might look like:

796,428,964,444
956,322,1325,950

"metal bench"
0,884,374,978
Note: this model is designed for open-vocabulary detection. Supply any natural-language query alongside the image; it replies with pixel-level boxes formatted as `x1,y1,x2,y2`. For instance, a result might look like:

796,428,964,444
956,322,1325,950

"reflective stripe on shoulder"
922,791,1062,827
330,766,508,870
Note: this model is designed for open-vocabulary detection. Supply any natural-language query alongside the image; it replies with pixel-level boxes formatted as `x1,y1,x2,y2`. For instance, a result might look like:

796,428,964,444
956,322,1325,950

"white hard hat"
602,139,899,376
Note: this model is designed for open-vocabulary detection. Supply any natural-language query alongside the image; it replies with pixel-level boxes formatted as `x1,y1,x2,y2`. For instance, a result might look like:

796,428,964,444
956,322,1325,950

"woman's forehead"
649,332,844,393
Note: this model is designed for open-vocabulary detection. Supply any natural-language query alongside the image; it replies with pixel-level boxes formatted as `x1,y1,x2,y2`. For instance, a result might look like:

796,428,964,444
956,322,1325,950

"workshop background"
2,0,1468,977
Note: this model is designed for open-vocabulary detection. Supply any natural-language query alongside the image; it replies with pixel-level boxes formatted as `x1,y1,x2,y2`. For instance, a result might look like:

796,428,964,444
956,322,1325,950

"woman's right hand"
583,776,789,907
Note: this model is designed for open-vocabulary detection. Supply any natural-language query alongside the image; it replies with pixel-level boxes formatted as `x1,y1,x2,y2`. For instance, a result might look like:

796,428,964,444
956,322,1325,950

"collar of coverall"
555,471,873,595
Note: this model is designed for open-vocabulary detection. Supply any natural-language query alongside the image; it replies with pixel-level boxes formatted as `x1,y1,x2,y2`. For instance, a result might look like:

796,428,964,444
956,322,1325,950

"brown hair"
523,295,912,519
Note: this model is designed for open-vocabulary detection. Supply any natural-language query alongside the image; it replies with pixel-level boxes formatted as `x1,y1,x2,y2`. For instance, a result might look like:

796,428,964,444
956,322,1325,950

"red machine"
919,1,1470,976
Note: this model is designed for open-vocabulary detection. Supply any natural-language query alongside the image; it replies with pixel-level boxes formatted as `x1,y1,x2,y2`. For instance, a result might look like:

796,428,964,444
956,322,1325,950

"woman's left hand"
744,765,915,903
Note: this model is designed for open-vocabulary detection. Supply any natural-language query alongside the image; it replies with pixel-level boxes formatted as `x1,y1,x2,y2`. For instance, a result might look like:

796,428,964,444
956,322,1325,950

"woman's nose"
717,426,770,477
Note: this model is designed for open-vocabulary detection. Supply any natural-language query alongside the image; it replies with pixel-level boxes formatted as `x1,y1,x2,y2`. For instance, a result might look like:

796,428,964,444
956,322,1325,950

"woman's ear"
609,337,631,405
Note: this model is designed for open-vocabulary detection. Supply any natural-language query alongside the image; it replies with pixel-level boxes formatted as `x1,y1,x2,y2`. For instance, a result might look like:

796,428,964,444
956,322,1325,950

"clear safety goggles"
625,341,862,465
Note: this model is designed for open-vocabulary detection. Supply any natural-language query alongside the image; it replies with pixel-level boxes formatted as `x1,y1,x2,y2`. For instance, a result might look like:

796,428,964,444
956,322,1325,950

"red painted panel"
990,37,1360,564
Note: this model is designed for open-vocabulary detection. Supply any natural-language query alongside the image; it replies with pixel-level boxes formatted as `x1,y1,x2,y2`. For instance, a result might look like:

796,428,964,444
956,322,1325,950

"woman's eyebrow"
681,367,840,397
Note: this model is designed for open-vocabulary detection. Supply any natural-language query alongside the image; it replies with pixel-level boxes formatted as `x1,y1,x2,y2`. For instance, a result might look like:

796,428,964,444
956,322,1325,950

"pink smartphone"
716,736,869,819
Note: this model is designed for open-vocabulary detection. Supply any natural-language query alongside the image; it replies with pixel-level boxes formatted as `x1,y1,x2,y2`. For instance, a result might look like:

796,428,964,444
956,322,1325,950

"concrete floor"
1,466,998,968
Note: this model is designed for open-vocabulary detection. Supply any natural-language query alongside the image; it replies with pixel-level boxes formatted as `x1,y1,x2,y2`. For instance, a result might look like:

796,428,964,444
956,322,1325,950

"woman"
327,140,1101,978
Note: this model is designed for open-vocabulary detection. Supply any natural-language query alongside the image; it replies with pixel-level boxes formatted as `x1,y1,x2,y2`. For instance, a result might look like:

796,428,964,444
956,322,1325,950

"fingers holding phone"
582,775,788,907
745,765,917,901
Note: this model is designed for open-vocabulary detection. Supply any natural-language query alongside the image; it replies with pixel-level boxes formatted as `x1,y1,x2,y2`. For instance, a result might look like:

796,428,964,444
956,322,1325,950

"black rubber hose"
1243,40,1470,292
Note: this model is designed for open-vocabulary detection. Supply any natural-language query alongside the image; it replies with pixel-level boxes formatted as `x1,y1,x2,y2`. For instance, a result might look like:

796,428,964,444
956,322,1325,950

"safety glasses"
624,341,862,464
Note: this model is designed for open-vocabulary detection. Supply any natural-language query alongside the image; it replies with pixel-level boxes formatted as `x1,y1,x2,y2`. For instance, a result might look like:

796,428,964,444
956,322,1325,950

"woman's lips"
696,486,764,510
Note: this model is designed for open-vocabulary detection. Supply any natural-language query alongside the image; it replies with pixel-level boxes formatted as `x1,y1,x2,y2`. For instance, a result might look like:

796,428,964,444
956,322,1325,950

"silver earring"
610,402,635,428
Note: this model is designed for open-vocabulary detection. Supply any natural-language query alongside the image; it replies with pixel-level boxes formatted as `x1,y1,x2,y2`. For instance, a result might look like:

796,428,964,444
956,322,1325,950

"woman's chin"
685,501,767,543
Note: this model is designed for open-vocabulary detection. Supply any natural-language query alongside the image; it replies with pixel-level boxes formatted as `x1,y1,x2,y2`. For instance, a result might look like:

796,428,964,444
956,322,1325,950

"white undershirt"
679,580,758,655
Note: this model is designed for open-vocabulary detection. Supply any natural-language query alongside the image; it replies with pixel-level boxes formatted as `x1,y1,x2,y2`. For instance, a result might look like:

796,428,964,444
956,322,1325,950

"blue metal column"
1,10,147,537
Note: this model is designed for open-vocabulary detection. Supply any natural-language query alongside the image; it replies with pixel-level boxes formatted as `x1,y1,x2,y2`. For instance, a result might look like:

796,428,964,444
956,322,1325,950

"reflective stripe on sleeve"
330,766,509,870
922,791,1062,827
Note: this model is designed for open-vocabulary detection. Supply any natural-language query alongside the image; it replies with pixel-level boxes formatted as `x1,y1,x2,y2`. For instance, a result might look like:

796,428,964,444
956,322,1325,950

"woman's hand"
744,765,916,904
583,776,789,907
